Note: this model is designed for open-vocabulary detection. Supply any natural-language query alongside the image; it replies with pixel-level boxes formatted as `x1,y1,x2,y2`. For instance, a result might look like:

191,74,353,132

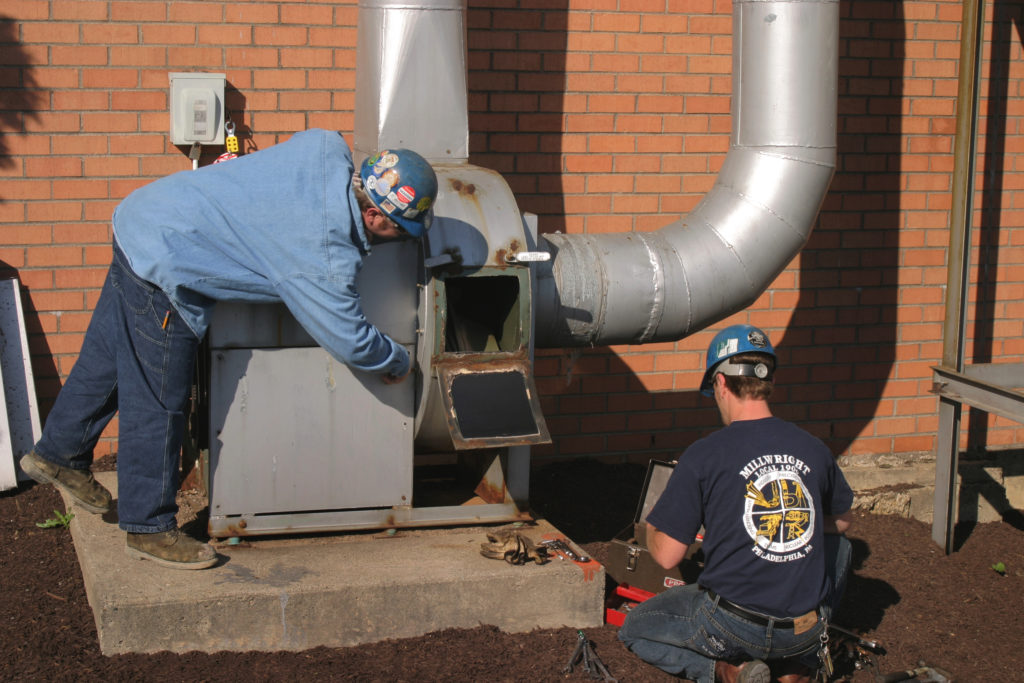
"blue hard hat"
699,324,776,396
360,148,438,237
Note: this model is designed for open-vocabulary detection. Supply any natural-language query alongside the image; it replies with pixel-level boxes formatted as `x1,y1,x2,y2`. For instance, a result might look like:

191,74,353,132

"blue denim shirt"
112,128,409,376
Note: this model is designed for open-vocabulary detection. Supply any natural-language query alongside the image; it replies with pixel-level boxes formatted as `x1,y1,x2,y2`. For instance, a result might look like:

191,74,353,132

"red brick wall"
2,0,1022,462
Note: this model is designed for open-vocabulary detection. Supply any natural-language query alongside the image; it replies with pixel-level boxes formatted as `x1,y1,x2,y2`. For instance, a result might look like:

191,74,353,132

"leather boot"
714,659,770,683
20,451,112,513
126,528,219,569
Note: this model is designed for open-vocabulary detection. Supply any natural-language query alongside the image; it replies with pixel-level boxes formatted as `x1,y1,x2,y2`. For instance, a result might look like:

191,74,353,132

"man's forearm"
646,523,690,570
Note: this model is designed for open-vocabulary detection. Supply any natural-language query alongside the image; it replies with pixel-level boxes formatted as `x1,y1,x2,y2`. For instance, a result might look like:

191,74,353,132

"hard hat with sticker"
360,148,438,237
699,324,776,395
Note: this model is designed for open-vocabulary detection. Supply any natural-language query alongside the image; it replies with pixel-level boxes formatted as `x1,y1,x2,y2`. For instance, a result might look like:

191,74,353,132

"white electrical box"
169,72,226,146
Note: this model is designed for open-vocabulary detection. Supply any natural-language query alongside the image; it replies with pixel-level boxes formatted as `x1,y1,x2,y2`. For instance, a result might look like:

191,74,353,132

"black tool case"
605,459,704,595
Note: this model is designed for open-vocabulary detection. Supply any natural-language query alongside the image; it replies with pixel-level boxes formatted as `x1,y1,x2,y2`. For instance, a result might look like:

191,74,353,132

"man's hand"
382,368,410,384
824,510,852,535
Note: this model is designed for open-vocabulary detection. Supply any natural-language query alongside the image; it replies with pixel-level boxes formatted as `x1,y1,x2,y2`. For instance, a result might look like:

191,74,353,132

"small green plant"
36,509,75,529
992,561,1007,576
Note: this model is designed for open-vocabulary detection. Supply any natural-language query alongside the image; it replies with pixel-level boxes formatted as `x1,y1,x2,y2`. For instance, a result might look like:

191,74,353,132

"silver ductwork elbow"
534,0,839,347
354,0,839,347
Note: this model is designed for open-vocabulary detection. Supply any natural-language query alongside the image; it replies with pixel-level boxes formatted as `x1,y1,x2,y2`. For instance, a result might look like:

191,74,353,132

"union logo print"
742,471,815,556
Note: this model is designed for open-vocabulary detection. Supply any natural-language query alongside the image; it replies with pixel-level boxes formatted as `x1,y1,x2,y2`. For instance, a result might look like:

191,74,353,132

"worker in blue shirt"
21,129,438,570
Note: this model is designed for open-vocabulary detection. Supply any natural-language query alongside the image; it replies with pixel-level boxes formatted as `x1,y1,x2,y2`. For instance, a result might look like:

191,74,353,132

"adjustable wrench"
540,538,590,563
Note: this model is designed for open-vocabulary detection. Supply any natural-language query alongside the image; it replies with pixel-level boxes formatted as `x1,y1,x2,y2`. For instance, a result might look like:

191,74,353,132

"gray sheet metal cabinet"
206,241,417,538
208,348,413,523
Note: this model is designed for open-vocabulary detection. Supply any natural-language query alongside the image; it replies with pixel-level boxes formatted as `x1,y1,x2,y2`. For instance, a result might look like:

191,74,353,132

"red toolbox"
605,584,657,627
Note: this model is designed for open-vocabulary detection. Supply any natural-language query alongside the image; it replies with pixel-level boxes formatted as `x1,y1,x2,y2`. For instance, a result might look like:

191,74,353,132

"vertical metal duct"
354,0,468,161
534,0,839,347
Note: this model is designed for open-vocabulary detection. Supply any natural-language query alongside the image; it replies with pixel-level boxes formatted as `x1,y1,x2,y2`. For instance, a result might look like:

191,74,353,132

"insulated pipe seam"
637,232,666,343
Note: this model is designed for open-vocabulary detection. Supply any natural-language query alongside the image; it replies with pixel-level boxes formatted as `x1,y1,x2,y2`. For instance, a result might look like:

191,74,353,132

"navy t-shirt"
647,416,853,617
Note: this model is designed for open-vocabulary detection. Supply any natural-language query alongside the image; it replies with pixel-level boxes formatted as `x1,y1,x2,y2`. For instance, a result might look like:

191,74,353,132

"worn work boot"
20,451,112,514
715,659,771,683
126,528,218,570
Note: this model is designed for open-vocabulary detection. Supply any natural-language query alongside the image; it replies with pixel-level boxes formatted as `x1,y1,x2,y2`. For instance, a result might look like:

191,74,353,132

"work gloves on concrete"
480,529,550,565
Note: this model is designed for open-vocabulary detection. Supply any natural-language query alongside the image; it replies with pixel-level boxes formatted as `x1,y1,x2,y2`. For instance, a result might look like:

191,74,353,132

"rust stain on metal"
221,522,250,537
447,178,483,221
435,350,530,368
449,178,477,196
474,477,506,505
494,239,523,265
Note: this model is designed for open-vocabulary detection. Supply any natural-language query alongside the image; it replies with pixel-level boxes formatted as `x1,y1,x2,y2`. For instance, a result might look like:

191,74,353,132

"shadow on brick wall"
465,2,569,229
966,2,1024,451
0,18,58,413
512,3,914,461
0,15,42,174
771,0,906,456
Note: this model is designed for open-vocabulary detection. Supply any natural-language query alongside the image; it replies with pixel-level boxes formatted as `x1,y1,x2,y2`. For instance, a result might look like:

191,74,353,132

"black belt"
705,589,804,629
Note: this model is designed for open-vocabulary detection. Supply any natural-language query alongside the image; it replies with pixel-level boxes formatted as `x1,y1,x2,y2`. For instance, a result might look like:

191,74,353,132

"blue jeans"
619,535,852,683
33,243,200,533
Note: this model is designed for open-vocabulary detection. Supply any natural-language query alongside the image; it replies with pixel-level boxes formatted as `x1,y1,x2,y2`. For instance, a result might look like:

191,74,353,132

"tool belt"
706,588,818,633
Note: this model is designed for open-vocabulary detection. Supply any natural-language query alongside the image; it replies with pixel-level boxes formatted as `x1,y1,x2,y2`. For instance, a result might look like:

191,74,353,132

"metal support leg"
931,397,961,553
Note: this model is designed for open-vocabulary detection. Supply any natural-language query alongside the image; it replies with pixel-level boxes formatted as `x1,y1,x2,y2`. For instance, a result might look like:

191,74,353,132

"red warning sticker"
396,186,416,205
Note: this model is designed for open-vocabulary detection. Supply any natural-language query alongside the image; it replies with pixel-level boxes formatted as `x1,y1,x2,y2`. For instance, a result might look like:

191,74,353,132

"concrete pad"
63,473,605,655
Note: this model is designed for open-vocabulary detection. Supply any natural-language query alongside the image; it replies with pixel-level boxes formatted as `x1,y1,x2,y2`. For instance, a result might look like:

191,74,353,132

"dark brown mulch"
2,459,1021,682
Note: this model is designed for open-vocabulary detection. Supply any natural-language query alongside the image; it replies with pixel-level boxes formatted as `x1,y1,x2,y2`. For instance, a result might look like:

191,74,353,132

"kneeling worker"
619,324,854,683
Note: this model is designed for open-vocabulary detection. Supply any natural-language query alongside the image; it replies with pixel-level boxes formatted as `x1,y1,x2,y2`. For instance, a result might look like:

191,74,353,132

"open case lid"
633,459,706,550
632,460,676,547
634,459,676,525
